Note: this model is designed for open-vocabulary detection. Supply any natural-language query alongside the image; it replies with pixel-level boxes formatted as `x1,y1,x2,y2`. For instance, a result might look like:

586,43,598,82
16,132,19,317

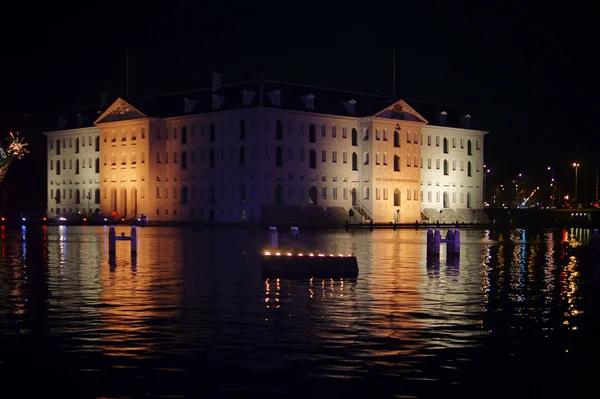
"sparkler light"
0,132,30,184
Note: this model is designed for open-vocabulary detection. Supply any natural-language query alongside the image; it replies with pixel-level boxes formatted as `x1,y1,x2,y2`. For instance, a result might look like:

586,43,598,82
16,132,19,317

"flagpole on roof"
392,50,396,100
126,50,130,99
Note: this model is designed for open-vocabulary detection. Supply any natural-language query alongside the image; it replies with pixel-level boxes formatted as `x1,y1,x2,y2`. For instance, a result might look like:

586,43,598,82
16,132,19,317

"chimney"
59,117,69,129
435,111,447,126
77,114,87,127
184,98,198,113
460,114,471,128
212,73,222,92
343,99,356,115
301,94,315,110
100,92,108,109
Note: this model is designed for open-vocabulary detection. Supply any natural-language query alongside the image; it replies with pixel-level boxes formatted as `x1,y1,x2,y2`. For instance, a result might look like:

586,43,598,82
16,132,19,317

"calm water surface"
1,225,599,398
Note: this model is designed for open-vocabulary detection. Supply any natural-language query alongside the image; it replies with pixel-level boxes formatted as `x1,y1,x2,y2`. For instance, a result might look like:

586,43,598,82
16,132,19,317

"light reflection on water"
0,226,598,398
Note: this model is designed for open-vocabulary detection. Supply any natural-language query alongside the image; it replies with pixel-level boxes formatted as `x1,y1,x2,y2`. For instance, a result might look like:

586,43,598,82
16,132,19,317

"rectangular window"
332,126,337,138
428,191,432,202
332,151,337,163
333,187,338,200
321,150,326,162
321,187,327,199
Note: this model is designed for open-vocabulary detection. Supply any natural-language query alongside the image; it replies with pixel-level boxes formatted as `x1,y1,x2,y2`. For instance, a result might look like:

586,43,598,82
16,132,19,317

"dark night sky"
0,2,595,212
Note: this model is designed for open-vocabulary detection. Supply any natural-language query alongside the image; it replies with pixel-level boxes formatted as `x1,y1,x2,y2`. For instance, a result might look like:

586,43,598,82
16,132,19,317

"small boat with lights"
261,251,359,279
261,226,359,278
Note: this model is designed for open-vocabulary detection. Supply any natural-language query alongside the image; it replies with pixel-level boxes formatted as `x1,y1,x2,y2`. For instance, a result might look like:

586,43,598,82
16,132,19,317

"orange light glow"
286,253,292,256
264,251,271,256
42,217,47,221
318,254,325,257
275,252,281,256
309,253,314,257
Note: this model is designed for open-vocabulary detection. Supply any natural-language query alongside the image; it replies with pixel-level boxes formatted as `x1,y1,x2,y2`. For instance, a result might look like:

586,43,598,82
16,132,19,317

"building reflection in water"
98,227,185,360
476,228,584,353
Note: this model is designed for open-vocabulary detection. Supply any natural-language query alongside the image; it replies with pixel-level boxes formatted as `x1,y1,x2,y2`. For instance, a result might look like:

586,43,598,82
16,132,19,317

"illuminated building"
43,75,487,223
43,122,102,217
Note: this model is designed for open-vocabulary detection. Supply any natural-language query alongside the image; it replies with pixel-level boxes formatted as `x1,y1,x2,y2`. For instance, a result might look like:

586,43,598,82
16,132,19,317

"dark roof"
51,96,118,131
52,78,484,131
126,79,394,119
407,100,481,130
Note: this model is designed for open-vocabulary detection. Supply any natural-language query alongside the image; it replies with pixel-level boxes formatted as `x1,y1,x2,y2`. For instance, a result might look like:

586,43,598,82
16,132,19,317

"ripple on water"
0,226,597,398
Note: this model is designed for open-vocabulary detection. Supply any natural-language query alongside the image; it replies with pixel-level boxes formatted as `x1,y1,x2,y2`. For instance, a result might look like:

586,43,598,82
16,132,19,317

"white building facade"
43,78,487,224
44,127,102,217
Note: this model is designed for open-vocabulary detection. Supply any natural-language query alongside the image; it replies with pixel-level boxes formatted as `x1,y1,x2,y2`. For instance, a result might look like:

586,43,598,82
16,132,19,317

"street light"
573,162,580,203
548,166,555,208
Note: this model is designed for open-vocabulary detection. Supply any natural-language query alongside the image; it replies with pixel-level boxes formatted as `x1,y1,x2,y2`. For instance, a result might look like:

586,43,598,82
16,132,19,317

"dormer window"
301,94,315,110
211,94,225,110
242,90,256,106
184,98,198,113
267,90,281,106
461,114,472,128
436,110,447,125
343,99,356,115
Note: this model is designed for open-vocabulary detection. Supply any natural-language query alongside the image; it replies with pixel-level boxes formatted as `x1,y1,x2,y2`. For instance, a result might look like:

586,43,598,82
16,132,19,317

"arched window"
309,149,316,169
467,161,472,177
56,139,60,155
56,161,61,175
75,159,80,174
275,184,284,205
239,146,245,167
209,149,215,168
394,130,400,147
276,120,283,140
240,184,246,203
181,126,187,145
394,188,400,206
393,154,400,172
94,188,100,204
209,123,216,142
363,152,369,165
209,185,216,205
75,189,80,204
180,186,188,204
351,128,358,146
443,159,449,175
240,120,246,140
467,192,472,208
56,189,61,204
352,152,358,171
468,140,472,155
75,138,80,153
309,124,316,143
275,146,283,167
363,128,369,141
95,136,100,151
181,151,187,170
443,137,448,154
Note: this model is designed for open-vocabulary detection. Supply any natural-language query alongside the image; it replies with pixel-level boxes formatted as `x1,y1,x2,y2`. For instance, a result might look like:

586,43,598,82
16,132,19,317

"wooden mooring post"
427,228,460,256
